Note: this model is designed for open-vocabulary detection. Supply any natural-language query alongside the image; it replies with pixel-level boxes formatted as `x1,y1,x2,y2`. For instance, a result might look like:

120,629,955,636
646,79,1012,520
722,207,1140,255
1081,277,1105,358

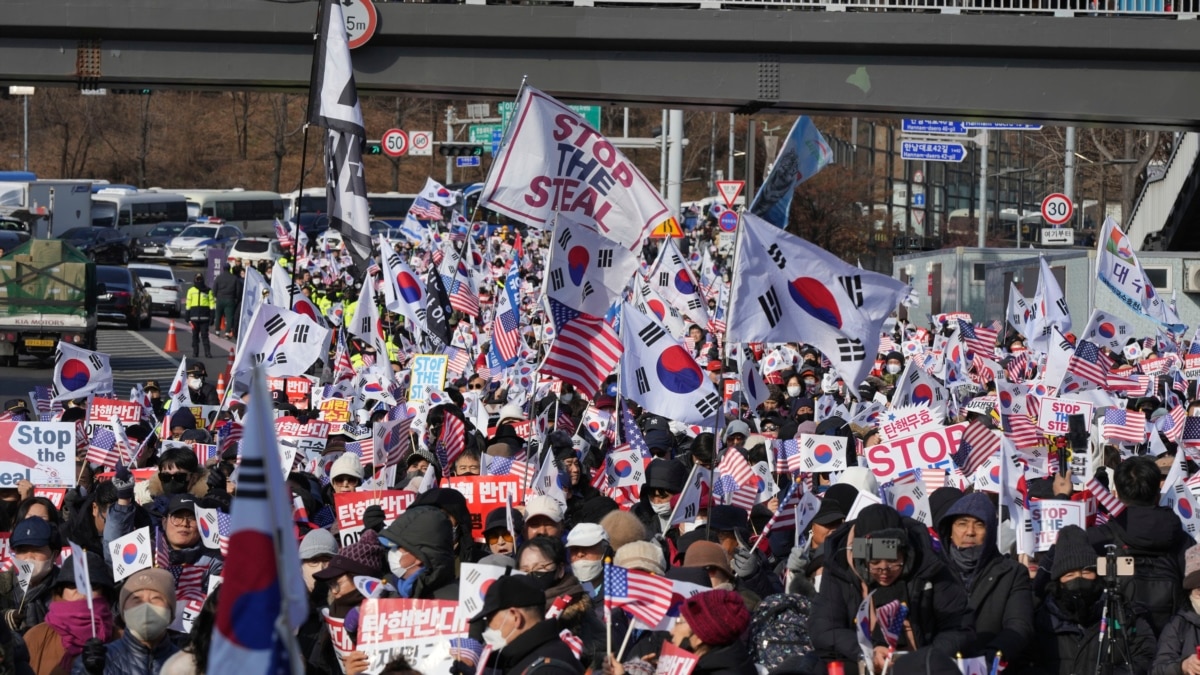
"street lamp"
8,87,34,173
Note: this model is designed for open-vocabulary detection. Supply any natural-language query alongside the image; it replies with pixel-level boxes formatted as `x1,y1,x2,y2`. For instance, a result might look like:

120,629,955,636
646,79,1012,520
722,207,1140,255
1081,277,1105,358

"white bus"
91,188,189,241
158,189,285,237
281,189,418,227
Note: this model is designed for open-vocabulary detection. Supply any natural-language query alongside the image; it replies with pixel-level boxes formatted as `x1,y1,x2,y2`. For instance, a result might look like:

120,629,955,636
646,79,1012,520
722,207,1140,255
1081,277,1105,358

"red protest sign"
332,490,416,547
32,487,66,510
656,642,700,675
443,476,526,541
864,422,967,483
357,599,467,669
88,398,142,424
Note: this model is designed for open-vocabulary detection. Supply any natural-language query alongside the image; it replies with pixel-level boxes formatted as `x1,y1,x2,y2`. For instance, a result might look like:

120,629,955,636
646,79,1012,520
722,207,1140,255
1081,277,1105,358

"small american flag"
193,443,218,465
1005,353,1028,383
622,405,651,459
273,219,294,249
541,299,622,399
1164,405,1188,443
1001,413,1044,450
774,439,803,475
1103,408,1148,445
604,565,674,627
957,320,992,359
437,414,466,469
86,427,118,468
753,483,800,552
876,600,909,649
1086,477,1126,518
1064,340,1108,387
408,197,443,221
715,449,755,503
365,258,381,278
954,420,1000,477
1181,417,1200,448
445,347,471,378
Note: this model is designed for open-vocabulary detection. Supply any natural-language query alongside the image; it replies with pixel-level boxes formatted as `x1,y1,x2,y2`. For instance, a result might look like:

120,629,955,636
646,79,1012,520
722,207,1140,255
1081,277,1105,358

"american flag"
346,438,375,462
954,420,1000,477
1001,411,1044,451
1086,477,1126,518
1064,340,1108,387
217,422,243,458
604,564,674,627
774,439,803,475
1005,353,1028,383
273,219,294,249
876,600,909,649
437,413,466,470
715,449,755,502
154,527,170,569
1103,408,1148,445
957,320,993,358
753,483,800,552
879,333,897,354
1164,405,1188,443
448,261,481,318
445,347,471,378
86,427,118,468
541,299,622,398
408,197,443,221
622,405,651,459
490,270,522,368
1181,417,1200,448
193,443,218,465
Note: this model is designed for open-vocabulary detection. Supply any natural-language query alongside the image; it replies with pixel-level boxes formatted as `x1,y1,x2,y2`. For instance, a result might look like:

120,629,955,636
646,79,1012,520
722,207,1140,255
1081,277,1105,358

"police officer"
186,273,215,358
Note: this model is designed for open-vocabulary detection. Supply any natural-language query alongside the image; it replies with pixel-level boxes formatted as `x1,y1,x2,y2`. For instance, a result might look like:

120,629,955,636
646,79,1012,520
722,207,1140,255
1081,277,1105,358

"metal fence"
462,0,1199,16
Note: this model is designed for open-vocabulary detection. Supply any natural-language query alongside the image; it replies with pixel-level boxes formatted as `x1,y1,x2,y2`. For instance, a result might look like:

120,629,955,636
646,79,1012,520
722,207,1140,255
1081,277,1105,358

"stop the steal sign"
0,422,76,486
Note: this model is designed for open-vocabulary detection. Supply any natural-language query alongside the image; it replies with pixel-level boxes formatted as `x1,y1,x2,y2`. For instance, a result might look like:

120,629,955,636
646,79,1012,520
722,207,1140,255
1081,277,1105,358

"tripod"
1094,545,1133,675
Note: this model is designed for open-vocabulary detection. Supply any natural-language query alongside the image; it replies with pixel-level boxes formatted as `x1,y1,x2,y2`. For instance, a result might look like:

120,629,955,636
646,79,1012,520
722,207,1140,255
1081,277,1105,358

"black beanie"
1050,525,1096,580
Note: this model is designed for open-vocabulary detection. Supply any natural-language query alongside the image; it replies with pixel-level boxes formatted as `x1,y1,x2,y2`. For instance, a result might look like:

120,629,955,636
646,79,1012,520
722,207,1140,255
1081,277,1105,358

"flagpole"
469,76,528,226
666,462,698,530
291,0,326,314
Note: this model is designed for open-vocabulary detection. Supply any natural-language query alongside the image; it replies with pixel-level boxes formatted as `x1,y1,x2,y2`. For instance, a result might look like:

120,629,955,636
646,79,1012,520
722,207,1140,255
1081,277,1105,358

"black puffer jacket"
810,511,974,662
1152,608,1200,675
695,641,758,675
482,619,583,675
68,631,179,675
937,493,1034,663
1026,593,1155,675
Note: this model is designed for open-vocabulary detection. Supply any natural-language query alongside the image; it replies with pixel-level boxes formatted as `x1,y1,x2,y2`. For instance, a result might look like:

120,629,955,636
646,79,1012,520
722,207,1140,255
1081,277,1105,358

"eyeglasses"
469,383,486,390
168,512,196,526
486,532,514,545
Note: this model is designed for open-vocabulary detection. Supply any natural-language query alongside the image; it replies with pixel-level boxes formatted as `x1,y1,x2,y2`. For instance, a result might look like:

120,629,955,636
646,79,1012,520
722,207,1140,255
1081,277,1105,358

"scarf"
46,598,113,670
948,545,984,588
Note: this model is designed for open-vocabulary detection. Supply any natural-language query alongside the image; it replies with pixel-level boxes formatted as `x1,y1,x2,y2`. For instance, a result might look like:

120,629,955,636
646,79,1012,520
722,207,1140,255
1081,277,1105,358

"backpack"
748,592,813,670
1108,523,1184,635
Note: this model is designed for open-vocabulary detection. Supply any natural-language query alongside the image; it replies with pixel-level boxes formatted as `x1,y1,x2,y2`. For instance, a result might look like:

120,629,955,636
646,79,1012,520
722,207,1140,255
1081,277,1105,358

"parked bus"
158,189,285,237
91,188,189,241
281,188,417,227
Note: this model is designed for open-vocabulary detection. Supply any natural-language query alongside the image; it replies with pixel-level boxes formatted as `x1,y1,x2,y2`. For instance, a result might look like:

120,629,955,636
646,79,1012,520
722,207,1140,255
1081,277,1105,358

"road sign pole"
978,131,988,248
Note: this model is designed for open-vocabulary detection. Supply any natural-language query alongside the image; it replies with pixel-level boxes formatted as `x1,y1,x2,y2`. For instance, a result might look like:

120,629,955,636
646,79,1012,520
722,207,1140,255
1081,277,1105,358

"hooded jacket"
380,506,459,601
809,512,974,662
1152,606,1200,675
1027,592,1155,675
936,493,1034,662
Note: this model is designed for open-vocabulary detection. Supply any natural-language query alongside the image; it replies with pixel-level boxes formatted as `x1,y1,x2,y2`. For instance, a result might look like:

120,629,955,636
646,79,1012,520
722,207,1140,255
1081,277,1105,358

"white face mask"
187,377,202,389
572,559,604,582
804,379,817,387
560,394,574,404
1191,591,1200,615
886,364,902,375
679,519,706,534
387,549,421,579
650,501,672,516
786,386,802,397
482,613,513,650
124,603,172,643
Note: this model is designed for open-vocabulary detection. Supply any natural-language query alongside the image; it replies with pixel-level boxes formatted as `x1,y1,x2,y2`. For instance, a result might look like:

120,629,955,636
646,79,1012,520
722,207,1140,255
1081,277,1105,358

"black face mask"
527,570,558,591
159,473,190,495
1054,577,1104,624
796,413,814,424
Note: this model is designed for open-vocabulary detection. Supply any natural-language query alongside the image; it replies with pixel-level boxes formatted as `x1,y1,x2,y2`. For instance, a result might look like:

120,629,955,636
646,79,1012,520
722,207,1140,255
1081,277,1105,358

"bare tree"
786,164,874,260
230,92,257,161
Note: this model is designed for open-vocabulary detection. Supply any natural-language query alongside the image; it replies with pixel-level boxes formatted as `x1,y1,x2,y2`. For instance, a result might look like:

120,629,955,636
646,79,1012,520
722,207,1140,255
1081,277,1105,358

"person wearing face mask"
184,364,218,406
295,528,339,672
935,493,1033,665
1026,525,1155,675
378,506,460,600
25,551,114,675
791,396,815,425
809,504,973,669
0,518,60,633
74,569,179,675
310,530,387,675
1153,544,1200,675
630,459,686,541
564,524,618,670
470,575,583,675
879,351,905,395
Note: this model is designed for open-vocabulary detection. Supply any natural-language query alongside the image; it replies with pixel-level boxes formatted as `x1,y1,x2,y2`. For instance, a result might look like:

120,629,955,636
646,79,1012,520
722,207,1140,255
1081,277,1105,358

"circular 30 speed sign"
1041,193,1073,226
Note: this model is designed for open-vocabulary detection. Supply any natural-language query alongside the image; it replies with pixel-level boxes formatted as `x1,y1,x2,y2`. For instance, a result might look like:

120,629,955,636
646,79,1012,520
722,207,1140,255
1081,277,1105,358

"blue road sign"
718,210,739,232
901,141,967,163
961,122,1043,130
455,156,481,168
491,129,502,155
902,119,966,135
912,193,926,207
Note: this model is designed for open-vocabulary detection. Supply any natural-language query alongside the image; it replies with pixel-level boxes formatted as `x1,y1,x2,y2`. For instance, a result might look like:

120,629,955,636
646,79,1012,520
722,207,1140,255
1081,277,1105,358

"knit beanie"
1185,543,1200,590
314,529,387,580
1050,525,1097,580
683,540,734,579
120,568,177,618
614,541,666,577
681,589,749,647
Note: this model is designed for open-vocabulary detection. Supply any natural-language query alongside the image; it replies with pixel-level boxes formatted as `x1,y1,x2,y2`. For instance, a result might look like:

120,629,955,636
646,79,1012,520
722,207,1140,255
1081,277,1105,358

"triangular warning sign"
715,181,745,208
649,217,683,239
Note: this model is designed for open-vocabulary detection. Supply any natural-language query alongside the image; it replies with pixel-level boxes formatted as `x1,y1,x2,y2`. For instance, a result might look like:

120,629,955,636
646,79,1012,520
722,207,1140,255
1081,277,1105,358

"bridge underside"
2,2,1200,129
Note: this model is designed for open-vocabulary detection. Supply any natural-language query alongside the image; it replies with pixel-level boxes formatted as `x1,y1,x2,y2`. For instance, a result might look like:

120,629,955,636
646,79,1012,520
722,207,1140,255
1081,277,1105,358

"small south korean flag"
108,527,152,582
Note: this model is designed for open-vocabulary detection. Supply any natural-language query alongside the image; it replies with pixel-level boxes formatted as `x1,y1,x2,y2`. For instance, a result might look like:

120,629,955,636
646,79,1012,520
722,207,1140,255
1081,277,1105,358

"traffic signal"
439,143,484,157
366,141,383,155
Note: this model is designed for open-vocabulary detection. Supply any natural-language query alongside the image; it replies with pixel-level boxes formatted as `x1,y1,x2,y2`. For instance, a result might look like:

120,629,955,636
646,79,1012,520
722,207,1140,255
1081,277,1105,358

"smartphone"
1096,556,1135,577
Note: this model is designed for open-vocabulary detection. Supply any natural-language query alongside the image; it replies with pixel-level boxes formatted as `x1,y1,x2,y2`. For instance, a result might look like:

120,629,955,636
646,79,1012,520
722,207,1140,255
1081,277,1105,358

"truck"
0,178,94,238
0,239,97,366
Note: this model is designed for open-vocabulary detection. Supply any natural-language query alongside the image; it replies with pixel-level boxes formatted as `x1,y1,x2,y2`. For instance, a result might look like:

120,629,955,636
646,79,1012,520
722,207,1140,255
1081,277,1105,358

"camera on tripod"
1097,548,1135,578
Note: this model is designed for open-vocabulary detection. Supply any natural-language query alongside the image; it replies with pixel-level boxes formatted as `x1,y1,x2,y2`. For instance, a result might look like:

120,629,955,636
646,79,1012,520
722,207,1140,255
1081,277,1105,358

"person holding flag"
75,569,179,675
24,551,115,675
469,575,583,674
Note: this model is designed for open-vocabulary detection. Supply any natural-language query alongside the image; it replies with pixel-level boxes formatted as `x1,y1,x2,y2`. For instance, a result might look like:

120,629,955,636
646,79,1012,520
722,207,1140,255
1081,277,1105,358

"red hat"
681,589,749,647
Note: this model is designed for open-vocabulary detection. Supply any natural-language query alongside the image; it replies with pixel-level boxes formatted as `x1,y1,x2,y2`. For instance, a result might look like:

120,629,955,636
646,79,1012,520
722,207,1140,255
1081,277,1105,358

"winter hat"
725,420,751,440
330,453,364,482
575,496,619,524
314,529,387,581
379,506,455,569
643,429,676,455
681,589,750,647
683,540,734,579
1050,525,1097,580
599,510,647,551
56,551,113,590
120,568,177,618
929,487,965,528
498,404,526,423
794,421,818,437
644,459,687,493
298,528,338,561
524,495,565,524
614,540,666,577
1185,544,1200,590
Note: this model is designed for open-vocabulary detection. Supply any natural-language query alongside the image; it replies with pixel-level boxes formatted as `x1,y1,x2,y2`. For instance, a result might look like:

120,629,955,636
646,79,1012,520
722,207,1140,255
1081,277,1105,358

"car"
57,226,136,264
0,230,30,256
96,265,152,329
138,222,189,258
127,263,184,317
163,223,243,264
227,237,284,266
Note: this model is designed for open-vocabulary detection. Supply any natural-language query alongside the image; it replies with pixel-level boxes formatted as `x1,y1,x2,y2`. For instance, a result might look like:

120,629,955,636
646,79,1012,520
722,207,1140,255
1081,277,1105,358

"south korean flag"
108,527,153,582
620,303,722,426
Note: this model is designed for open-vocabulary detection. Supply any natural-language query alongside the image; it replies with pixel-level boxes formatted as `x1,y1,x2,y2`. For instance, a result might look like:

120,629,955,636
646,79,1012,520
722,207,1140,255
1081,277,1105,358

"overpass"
3,0,1200,129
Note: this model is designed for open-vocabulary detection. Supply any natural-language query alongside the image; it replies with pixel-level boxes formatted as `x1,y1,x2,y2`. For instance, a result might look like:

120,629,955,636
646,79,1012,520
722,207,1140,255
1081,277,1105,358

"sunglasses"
486,532,514,545
159,472,189,483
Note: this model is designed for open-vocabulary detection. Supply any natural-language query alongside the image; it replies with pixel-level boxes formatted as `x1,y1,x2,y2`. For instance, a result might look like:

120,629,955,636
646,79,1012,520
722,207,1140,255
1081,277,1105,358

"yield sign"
715,180,745,208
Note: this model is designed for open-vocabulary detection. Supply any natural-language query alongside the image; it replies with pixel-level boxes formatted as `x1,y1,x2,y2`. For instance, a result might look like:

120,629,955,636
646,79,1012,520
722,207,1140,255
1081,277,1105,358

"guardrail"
460,0,1198,16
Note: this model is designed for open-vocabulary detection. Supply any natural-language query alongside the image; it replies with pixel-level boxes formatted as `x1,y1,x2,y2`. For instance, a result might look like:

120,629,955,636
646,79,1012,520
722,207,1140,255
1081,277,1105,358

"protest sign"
322,609,354,674
32,487,65,510
1036,397,1094,436
1185,356,1200,380
87,398,141,429
0,422,77,486
357,599,467,671
1031,500,1086,552
407,355,449,403
655,642,700,675
275,416,331,460
267,376,314,406
333,491,417,547
864,422,968,484
878,405,942,442
443,476,527,541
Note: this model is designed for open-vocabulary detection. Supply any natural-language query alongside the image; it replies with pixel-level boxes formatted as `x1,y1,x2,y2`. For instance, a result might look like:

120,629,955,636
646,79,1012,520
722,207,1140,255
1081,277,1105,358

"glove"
206,467,227,495
362,505,386,532
1,609,21,633
786,544,809,574
731,547,759,578
112,464,135,502
82,637,107,675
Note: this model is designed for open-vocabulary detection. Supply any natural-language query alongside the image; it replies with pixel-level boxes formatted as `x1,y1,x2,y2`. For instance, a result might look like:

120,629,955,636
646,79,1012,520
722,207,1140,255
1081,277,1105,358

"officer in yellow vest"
186,273,216,358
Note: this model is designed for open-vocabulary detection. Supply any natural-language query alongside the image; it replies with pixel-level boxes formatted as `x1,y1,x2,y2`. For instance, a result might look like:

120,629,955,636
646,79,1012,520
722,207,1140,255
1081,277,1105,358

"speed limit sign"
1041,193,1073,226
381,128,408,158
